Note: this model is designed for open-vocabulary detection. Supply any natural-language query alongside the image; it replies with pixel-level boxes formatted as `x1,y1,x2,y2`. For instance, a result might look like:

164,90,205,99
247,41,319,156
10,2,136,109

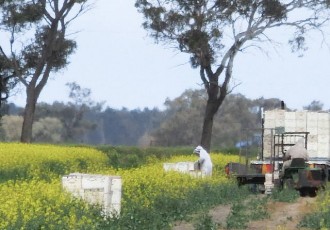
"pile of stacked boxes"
62,173,122,217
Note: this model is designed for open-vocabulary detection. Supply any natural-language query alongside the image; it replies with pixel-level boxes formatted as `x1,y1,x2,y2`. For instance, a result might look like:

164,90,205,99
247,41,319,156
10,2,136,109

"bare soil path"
246,196,316,230
172,196,316,230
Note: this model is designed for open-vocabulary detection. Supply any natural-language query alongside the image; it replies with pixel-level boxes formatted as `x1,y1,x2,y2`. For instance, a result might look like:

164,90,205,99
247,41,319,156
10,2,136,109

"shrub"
96,145,193,169
299,185,330,229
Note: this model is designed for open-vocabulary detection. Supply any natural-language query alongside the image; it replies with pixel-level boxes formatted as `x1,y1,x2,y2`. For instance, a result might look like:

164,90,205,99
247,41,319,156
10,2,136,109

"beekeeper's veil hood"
193,145,204,154
296,138,305,148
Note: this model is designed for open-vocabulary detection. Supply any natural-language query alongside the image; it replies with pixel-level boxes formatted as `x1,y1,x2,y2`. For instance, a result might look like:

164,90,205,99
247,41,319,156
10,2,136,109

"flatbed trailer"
236,174,266,186
226,162,266,186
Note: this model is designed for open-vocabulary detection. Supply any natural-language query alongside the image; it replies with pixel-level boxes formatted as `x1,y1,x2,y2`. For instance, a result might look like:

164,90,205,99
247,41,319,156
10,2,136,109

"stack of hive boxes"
62,173,122,217
263,110,330,159
264,173,274,195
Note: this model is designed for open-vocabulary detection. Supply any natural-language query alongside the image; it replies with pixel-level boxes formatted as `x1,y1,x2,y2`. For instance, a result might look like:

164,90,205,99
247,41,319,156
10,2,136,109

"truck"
226,108,330,196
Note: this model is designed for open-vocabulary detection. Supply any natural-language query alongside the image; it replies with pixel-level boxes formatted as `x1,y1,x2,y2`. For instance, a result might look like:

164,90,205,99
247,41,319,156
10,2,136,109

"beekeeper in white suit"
193,145,213,176
281,138,309,177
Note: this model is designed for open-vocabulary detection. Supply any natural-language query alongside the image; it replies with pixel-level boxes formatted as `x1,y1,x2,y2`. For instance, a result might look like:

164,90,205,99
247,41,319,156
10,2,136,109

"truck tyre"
308,188,317,197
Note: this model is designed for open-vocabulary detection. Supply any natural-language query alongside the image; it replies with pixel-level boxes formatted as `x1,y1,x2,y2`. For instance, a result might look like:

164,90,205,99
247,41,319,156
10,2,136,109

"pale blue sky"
8,0,330,110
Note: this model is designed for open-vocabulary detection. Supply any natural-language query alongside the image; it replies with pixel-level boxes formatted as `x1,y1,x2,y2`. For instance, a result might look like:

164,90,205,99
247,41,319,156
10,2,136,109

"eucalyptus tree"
135,0,330,151
152,89,206,146
0,56,16,110
303,100,324,111
62,82,101,142
0,0,91,143
0,51,18,116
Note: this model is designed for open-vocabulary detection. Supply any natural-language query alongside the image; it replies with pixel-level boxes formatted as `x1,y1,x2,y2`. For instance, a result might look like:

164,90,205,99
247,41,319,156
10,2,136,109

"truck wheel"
308,188,317,197
299,189,307,197
279,179,284,190
237,177,243,187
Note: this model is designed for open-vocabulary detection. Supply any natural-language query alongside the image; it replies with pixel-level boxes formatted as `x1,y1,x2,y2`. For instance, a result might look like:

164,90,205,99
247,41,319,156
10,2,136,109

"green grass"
226,194,269,229
298,184,330,229
100,182,253,229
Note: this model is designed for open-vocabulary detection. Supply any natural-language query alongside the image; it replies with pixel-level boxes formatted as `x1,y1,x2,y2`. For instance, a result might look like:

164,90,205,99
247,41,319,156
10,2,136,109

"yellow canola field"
0,179,97,229
0,142,108,167
0,143,240,228
97,154,240,209
0,143,108,176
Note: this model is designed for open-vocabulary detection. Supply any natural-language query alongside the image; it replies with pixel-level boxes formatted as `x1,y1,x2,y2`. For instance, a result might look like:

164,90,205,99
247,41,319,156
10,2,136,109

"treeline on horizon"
0,89,325,148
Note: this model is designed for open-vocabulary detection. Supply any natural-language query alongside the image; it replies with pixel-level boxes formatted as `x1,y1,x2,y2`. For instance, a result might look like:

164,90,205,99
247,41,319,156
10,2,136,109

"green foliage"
262,0,287,20
299,210,330,229
152,91,267,148
212,147,239,155
194,214,218,230
1,93,291,147
99,107,164,146
226,203,249,229
0,157,93,183
226,194,269,229
37,160,67,181
33,117,64,143
34,99,102,144
100,182,251,229
96,145,193,169
0,115,23,141
0,165,29,183
303,100,324,111
1,1,44,27
270,187,300,203
152,89,205,146
298,185,330,229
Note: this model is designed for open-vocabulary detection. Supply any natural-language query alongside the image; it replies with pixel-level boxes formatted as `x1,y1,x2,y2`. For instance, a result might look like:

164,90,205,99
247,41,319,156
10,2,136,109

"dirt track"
173,196,316,230
246,196,316,230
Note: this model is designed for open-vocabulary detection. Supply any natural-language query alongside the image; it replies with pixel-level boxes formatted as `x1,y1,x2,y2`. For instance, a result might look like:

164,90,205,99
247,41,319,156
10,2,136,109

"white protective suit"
281,138,309,174
193,145,213,176
285,138,309,160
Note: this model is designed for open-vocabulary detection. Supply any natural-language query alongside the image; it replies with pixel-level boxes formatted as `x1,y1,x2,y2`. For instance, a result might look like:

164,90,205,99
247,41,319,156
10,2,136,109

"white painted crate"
62,173,122,217
264,173,274,195
163,162,205,177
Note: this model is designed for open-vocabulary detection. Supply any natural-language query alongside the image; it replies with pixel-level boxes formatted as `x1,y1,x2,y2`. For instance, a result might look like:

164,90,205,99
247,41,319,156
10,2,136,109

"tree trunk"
20,86,38,143
21,103,35,143
200,97,219,152
199,42,239,152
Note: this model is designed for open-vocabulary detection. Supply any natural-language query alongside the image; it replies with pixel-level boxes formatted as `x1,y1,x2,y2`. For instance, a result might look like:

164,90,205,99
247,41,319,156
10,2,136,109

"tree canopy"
0,0,90,142
136,0,330,151
1,89,326,147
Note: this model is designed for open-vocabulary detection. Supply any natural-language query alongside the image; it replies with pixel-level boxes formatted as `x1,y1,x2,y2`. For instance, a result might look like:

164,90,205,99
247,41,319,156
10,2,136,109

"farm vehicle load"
226,109,330,196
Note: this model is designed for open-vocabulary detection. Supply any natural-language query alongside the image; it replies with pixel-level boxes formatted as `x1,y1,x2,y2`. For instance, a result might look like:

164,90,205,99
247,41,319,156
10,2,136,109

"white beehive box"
264,173,274,195
263,110,330,159
163,162,205,177
62,173,122,217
